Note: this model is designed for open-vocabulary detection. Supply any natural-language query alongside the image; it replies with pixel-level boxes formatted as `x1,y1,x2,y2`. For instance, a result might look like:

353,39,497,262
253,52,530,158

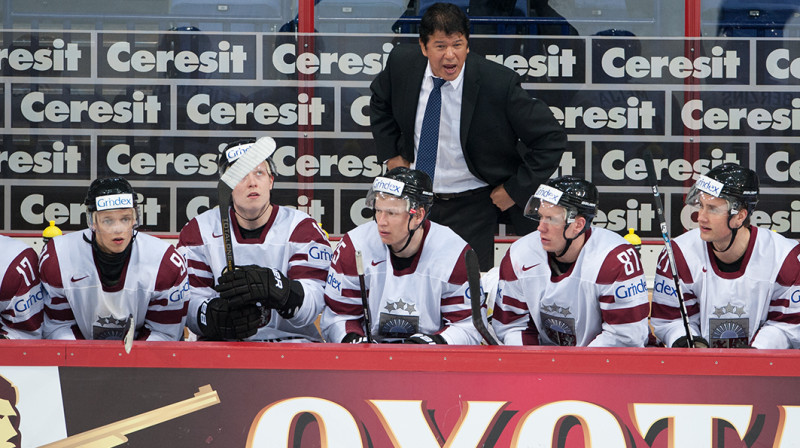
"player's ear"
572,216,587,234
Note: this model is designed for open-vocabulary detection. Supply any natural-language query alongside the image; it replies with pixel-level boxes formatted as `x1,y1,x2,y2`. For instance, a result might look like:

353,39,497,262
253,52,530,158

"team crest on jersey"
92,314,129,340
540,304,576,346
709,318,750,348
378,298,419,338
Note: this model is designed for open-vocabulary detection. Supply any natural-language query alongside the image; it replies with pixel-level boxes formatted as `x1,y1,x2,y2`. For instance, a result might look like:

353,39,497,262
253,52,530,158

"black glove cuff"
342,332,369,343
672,335,709,348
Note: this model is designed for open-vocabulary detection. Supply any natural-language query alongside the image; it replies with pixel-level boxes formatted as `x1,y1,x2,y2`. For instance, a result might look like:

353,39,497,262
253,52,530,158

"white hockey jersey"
0,235,43,339
321,220,482,345
651,226,800,349
39,229,189,341
177,205,330,342
492,227,650,347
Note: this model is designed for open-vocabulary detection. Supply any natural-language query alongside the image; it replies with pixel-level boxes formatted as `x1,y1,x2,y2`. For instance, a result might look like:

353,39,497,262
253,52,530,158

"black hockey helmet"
525,176,599,225
365,167,434,216
217,139,277,178
686,163,759,215
84,177,138,213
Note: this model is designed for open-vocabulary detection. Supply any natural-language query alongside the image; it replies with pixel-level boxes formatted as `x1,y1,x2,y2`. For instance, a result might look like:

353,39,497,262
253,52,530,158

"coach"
370,2,567,270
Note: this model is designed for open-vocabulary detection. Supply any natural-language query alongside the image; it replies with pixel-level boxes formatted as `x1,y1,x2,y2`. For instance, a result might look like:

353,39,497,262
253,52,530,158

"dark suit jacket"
370,43,567,207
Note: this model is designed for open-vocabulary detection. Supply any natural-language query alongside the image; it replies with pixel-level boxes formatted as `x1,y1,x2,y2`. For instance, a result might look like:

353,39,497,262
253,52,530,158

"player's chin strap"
714,217,746,253
553,219,590,258
387,210,424,255
233,202,272,223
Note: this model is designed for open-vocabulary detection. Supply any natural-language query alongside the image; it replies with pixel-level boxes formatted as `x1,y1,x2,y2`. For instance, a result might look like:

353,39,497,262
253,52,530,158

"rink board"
1,341,800,447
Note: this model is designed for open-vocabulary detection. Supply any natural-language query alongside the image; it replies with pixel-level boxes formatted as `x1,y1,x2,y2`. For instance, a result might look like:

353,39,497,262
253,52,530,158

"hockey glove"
0,334,7,340
216,265,304,317
198,297,261,340
404,333,447,345
672,335,709,348
341,332,370,344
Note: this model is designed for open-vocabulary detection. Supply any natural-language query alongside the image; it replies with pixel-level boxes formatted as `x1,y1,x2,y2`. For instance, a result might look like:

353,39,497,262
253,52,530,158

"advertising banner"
1,342,800,447
2,32,799,240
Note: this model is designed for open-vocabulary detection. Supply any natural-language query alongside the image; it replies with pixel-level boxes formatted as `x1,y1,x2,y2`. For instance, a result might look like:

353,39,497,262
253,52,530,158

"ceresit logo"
695,175,724,197
225,143,252,164
615,278,647,300
534,184,563,205
372,177,404,196
96,193,134,211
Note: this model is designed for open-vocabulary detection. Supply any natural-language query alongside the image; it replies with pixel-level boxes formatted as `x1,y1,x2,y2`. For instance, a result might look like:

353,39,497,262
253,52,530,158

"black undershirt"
713,251,745,273
390,251,415,271
238,223,266,240
89,234,133,287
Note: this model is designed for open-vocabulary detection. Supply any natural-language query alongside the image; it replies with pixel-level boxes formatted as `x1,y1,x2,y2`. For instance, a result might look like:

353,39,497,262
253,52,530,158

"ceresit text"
601,45,740,79
600,148,740,182
106,41,248,74
272,42,391,76
0,39,82,72
0,141,82,174
106,144,218,176
20,90,161,124
485,44,576,78
185,93,324,126
549,97,656,130
681,98,800,131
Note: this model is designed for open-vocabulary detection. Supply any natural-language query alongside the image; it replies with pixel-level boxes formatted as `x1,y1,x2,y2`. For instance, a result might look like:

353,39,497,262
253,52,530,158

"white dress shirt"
413,64,488,194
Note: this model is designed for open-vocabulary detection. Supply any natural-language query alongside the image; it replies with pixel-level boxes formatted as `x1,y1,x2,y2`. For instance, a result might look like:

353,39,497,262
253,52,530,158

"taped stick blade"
220,136,277,189
123,313,135,354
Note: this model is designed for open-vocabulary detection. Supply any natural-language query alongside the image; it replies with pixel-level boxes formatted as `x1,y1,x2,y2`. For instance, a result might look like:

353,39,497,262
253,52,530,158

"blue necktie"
416,77,446,181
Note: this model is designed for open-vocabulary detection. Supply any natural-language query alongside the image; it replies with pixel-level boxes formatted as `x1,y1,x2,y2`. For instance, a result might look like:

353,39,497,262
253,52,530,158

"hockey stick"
465,249,499,345
217,136,277,272
122,313,135,354
355,250,373,343
643,150,696,348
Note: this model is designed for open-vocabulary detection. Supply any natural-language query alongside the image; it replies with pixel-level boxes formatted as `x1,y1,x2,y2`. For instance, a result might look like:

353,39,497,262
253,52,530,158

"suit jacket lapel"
402,51,428,138
460,55,480,148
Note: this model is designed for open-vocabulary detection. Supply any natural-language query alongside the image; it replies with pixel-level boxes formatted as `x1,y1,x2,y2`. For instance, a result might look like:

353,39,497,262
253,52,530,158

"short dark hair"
420,2,470,45
0,375,21,446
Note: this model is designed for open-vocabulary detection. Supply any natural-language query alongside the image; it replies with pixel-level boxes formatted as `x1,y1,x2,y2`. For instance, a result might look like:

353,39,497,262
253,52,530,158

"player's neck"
392,227,424,259
234,203,273,230
554,233,585,264
712,225,750,264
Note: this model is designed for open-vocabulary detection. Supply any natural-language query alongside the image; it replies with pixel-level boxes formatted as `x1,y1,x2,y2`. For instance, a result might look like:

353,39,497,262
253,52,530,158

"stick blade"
123,313,135,354
220,136,277,189
465,249,499,345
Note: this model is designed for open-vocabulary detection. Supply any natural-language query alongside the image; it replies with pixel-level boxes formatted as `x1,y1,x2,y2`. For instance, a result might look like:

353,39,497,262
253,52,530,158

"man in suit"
370,2,567,271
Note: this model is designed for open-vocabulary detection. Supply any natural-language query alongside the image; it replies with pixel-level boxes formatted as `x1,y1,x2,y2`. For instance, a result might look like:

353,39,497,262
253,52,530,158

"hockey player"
651,163,800,349
177,139,330,342
39,177,189,340
321,167,481,345
492,176,650,347
0,235,43,339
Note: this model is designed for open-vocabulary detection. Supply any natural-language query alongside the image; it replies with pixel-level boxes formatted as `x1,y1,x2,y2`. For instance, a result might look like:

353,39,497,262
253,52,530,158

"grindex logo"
695,176,723,197
71,275,89,282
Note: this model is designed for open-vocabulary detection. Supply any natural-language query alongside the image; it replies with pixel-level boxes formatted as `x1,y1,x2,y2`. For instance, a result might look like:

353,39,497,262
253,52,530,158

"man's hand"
386,155,411,170
404,333,447,344
490,184,515,211
216,265,303,314
198,298,261,340
342,332,370,343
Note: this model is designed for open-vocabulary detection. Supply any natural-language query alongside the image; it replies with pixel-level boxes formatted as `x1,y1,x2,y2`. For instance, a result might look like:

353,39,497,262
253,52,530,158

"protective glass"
91,208,139,232
366,190,412,213
524,196,568,226
685,187,736,216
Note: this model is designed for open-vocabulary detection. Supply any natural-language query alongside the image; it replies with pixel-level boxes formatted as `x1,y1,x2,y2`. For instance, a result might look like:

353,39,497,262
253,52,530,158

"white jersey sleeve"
321,221,481,345
0,236,43,339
